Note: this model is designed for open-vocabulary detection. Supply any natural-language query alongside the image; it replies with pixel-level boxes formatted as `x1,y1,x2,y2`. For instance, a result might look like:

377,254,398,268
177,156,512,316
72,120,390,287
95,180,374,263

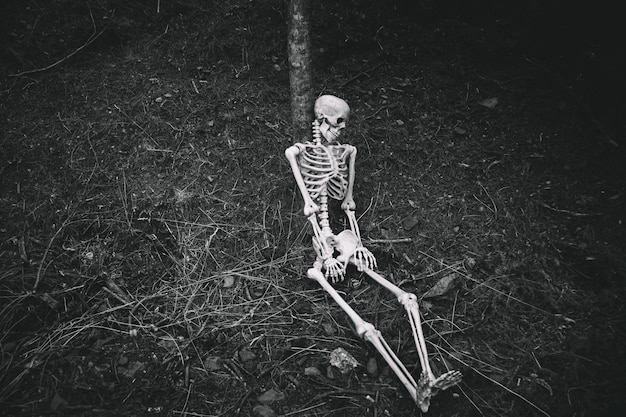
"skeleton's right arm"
285,145,319,216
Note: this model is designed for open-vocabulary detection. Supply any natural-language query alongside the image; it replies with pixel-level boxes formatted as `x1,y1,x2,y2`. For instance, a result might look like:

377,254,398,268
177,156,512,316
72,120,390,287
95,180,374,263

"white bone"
314,95,350,143
359,266,462,411
285,95,461,411
307,266,419,399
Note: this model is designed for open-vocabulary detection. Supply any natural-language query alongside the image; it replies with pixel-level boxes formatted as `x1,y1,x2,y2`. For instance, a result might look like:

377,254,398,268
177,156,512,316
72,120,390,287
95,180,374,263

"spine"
311,119,321,144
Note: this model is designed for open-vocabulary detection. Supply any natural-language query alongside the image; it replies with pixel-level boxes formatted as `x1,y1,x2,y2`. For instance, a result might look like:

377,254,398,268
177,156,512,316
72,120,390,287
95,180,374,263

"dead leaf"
304,366,322,376
174,188,194,204
401,214,420,231
532,376,553,396
366,357,378,376
158,337,179,352
478,97,498,109
239,346,257,363
253,404,277,417
423,273,460,298
257,388,286,405
117,361,145,378
50,393,67,411
321,322,336,335
204,356,224,371
39,293,59,309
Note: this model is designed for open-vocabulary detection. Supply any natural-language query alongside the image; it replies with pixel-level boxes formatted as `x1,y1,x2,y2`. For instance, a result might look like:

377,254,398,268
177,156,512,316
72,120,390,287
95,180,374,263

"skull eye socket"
336,118,344,125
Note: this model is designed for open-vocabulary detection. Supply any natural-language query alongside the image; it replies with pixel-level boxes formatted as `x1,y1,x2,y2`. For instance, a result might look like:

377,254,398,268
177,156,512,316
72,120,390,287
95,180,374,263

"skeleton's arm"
340,145,377,270
285,144,344,279
340,145,365,242
285,145,319,217
341,145,360,237
340,145,357,212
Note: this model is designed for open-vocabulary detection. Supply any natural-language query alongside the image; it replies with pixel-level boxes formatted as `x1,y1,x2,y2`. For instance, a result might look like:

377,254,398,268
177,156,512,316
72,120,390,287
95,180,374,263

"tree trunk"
288,0,313,142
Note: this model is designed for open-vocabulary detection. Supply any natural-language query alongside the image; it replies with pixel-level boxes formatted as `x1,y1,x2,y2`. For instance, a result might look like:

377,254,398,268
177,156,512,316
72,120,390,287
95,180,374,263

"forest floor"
1,1,625,416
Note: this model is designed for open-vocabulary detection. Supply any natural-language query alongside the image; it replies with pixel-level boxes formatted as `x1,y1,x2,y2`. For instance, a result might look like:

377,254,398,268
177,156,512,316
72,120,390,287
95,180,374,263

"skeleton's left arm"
341,145,362,241
341,146,377,270
341,145,357,212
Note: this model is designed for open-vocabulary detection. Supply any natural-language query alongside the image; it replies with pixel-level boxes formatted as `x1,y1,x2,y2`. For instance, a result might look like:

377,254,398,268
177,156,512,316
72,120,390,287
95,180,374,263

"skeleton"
285,95,462,412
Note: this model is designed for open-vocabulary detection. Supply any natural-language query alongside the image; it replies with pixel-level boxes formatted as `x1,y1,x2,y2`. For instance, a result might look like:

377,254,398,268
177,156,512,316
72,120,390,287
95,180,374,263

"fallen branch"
364,237,412,244
338,61,384,88
34,219,73,291
9,10,106,77
538,202,602,217
302,389,375,409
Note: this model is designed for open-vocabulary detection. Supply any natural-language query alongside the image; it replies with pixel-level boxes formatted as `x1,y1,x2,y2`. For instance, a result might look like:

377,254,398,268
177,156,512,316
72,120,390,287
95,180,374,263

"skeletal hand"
353,246,377,271
324,258,345,283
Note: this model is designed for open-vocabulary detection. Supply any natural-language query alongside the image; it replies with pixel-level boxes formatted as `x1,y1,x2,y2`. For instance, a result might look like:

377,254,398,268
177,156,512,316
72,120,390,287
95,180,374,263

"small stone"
223,276,235,288
329,347,359,374
117,355,129,366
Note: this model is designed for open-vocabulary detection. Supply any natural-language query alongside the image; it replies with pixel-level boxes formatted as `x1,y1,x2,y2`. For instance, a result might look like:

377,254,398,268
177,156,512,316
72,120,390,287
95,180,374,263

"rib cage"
298,144,350,201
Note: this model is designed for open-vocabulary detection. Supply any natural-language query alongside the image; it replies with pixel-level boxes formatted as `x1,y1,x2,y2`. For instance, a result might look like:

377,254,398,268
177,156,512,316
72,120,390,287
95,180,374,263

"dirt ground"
1,1,625,416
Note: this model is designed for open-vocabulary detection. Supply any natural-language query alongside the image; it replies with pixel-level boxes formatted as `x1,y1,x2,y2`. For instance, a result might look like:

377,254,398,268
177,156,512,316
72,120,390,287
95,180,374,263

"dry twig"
9,9,106,77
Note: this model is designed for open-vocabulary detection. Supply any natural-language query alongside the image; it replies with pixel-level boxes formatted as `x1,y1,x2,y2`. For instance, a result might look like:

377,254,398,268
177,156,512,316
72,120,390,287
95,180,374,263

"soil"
1,1,625,416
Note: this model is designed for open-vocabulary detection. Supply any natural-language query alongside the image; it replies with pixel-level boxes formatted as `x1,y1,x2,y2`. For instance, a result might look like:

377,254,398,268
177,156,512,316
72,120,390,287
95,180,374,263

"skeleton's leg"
359,266,462,411
307,266,419,402
359,268,432,376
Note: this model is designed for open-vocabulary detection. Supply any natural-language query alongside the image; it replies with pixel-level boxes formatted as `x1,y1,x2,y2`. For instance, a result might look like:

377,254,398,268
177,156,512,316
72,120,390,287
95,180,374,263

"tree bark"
288,0,313,142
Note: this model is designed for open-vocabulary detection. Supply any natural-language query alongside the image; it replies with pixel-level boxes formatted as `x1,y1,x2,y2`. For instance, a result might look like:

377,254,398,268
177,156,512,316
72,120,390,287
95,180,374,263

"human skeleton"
285,95,462,412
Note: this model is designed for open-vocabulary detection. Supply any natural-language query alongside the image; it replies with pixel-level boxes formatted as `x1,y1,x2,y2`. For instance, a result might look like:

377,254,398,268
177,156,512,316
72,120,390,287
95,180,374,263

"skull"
314,95,350,143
